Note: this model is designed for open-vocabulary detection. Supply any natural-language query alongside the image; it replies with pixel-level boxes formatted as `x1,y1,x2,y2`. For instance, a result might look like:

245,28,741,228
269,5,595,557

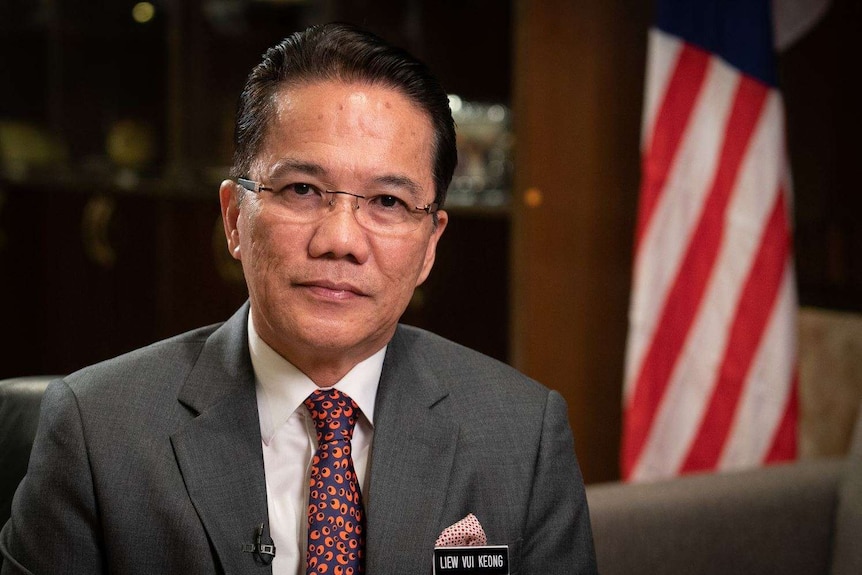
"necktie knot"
304,388,360,444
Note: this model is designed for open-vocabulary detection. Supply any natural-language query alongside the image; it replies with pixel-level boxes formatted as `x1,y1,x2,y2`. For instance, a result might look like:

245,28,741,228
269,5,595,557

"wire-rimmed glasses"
237,178,438,236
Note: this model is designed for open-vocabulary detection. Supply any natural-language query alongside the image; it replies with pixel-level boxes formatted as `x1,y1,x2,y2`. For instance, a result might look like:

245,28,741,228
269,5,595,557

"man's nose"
307,196,370,263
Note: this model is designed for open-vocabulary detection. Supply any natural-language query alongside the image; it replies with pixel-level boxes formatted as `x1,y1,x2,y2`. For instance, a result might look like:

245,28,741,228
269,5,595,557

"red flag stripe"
680,185,791,472
622,75,769,479
635,44,711,252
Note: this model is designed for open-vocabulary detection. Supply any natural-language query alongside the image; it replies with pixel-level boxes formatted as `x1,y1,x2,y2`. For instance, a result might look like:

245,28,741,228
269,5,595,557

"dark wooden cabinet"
0,182,245,377
403,208,510,361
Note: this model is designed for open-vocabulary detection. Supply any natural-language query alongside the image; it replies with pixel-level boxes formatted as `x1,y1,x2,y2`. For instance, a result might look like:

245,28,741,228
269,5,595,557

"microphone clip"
242,522,276,566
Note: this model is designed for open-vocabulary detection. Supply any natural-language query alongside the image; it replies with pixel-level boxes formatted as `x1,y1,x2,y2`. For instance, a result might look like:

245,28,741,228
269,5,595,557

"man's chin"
287,319,389,352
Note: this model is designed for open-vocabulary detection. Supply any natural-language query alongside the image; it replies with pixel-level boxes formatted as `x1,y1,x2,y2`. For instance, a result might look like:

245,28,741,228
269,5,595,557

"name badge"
433,545,509,575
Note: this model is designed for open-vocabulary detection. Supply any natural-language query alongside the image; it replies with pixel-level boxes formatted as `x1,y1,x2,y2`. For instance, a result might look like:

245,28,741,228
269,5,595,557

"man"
1,23,596,574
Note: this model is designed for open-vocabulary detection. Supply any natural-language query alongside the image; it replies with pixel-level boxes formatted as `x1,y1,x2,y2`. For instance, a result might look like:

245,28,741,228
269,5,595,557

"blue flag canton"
656,0,778,86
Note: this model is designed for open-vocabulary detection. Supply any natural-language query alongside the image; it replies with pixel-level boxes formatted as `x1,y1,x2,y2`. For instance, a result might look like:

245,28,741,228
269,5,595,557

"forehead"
253,80,435,184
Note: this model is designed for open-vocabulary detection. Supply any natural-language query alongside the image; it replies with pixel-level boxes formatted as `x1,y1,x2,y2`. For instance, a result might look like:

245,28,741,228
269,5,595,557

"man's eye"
371,195,408,210
282,183,317,196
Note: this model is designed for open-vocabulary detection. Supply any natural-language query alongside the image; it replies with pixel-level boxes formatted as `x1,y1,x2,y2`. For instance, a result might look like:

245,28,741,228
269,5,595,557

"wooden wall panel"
511,0,650,483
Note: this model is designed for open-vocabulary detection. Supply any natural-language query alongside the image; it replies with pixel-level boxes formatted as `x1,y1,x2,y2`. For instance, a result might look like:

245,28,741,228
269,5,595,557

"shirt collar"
248,312,383,443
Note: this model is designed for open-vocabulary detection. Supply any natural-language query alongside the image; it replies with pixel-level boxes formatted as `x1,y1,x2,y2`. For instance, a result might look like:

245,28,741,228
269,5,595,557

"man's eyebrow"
267,158,327,179
372,174,425,201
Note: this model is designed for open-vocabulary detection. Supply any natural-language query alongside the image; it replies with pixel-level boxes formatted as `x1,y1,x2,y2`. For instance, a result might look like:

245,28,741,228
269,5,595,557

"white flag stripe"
641,30,684,151
623,56,739,401
631,86,785,480
719,264,796,468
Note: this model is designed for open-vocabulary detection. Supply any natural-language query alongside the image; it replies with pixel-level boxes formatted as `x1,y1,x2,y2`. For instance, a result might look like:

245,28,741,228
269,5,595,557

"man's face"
220,80,448,382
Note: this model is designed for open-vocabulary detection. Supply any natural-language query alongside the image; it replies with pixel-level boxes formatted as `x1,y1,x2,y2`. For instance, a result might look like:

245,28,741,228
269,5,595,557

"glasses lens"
356,197,425,234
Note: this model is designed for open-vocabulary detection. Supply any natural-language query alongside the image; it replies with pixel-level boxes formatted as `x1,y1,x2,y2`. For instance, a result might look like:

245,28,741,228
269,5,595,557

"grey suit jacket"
1,304,596,574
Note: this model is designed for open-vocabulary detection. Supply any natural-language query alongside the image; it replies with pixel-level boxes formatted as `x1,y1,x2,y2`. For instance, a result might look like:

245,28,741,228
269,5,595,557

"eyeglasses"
237,178,439,235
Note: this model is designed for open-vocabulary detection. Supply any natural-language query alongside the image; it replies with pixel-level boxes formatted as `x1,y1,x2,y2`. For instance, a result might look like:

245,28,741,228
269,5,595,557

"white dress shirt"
248,315,382,575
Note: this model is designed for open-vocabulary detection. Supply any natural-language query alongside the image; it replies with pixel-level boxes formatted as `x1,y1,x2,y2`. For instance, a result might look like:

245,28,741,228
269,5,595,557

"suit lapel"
171,304,272,575
365,327,459,574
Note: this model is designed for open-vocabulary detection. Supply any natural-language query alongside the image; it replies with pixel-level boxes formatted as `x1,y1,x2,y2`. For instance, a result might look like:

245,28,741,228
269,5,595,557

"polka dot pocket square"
435,513,488,547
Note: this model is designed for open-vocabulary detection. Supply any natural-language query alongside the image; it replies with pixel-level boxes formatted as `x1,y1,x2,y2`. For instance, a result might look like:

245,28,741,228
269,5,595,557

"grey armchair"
587,406,862,575
0,376,56,527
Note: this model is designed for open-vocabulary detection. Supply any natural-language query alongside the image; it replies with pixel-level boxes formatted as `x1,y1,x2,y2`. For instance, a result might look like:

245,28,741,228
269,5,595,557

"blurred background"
0,0,859,483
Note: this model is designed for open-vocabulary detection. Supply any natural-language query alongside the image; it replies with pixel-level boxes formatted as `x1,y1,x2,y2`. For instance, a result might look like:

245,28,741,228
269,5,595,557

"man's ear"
416,209,448,287
219,179,242,260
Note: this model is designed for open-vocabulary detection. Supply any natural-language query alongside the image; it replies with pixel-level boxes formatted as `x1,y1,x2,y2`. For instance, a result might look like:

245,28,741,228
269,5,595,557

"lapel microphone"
242,522,276,565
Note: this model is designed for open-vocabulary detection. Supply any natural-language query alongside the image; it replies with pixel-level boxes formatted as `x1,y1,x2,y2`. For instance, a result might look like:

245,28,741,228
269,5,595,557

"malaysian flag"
621,0,828,482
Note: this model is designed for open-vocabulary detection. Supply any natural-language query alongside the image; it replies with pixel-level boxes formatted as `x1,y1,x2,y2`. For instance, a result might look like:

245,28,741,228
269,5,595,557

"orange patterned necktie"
304,389,365,575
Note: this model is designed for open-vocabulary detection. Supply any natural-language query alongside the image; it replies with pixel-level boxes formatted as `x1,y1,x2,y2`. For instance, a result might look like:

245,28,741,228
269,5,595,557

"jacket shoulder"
393,324,551,403
61,322,223,399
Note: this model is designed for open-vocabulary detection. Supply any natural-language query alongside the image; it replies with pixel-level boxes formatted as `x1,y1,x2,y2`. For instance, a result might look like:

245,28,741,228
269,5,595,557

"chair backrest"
831,404,862,575
0,376,56,527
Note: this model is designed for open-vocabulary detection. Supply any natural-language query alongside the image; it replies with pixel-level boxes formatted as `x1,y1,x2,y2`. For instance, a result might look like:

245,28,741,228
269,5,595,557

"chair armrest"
586,460,843,575
0,376,57,526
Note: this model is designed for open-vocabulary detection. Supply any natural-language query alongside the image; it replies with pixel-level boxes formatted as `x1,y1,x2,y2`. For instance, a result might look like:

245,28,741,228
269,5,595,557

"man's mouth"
297,280,368,299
